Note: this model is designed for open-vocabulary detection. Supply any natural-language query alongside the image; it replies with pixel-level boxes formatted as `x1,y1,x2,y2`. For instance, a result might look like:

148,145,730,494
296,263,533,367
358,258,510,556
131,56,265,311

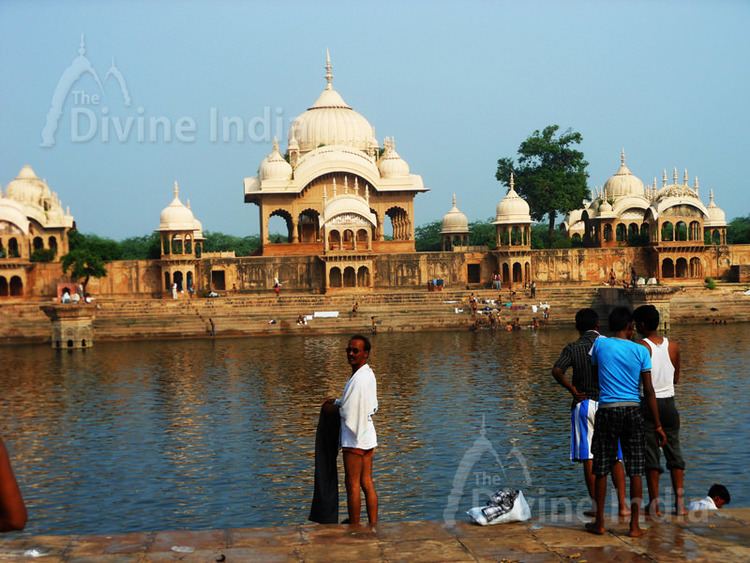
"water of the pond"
1,324,747,536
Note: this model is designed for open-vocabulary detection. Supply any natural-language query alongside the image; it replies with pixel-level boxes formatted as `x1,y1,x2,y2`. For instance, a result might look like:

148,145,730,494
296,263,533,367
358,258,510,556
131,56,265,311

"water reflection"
0,325,747,535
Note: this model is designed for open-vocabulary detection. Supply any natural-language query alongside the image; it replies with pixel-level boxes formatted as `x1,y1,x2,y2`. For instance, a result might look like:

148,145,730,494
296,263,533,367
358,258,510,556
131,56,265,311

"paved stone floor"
1,509,749,562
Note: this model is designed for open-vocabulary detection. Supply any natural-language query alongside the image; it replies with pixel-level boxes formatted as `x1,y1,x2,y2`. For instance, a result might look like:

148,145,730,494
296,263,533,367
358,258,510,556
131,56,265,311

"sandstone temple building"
2,54,748,300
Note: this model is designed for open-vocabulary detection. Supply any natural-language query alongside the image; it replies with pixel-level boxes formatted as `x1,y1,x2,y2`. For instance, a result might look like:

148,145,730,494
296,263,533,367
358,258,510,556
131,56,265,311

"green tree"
530,223,571,249
728,215,750,244
62,249,107,294
30,248,56,262
468,218,496,248
119,233,162,260
68,231,122,261
203,231,261,256
415,220,442,251
496,125,590,240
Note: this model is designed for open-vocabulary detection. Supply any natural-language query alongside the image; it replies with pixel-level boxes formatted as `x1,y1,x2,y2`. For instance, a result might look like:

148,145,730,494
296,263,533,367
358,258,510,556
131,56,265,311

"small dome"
377,138,410,178
705,190,726,226
600,200,613,212
259,138,293,181
603,149,645,199
5,164,53,206
441,194,469,234
159,182,197,231
494,174,531,224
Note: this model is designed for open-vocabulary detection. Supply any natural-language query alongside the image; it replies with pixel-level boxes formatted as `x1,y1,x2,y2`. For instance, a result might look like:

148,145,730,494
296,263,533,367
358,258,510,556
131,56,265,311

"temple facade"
243,52,427,290
0,165,75,297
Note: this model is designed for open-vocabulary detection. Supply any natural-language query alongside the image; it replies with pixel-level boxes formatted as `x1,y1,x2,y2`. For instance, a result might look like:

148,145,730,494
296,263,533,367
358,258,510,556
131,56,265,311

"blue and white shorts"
571,399,622,462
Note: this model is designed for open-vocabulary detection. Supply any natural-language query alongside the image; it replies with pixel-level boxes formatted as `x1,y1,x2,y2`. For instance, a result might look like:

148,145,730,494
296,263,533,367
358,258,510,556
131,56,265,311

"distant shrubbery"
705,277,717,290
728,215,750,244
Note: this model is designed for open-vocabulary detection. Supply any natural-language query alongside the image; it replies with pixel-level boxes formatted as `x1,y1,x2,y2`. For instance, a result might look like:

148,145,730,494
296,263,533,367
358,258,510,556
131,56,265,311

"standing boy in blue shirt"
587,306,666,537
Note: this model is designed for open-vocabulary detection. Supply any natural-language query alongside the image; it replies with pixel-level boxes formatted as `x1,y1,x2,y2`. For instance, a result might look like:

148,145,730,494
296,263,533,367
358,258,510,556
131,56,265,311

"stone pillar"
41,305,96,349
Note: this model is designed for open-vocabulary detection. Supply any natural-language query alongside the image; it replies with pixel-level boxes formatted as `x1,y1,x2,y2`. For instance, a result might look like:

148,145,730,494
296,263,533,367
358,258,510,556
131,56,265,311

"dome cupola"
494,173,531,224
5,165,53,206
259,138,293,181
603,149,645,199
377,137,410,178
159,182,197,231
705,190,727,227
441,194,469,234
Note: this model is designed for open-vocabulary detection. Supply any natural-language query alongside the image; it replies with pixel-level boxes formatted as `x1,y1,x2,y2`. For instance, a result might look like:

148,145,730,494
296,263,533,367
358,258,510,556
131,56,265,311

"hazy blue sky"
1,0,748,239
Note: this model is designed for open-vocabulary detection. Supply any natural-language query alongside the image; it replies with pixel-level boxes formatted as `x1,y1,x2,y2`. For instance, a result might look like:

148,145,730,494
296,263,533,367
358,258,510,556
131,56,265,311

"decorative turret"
440,193,470,250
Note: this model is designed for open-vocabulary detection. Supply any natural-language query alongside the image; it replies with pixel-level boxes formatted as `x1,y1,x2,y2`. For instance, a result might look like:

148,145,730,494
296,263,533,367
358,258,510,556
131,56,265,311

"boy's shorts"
592,405,645,476
571,399,623,462
641,397,685,472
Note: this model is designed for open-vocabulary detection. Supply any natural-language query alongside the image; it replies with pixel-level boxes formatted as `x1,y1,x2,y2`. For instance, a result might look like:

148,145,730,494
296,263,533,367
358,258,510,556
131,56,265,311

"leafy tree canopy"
62,249,107,293
496,125,590,239
415,220,442,251
203,231,261,256
119,233,161,260
728,215,750,244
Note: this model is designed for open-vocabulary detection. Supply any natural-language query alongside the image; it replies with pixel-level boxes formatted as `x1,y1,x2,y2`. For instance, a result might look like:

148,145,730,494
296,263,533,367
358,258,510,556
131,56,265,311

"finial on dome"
324,48,333,90
452,193,457,208
673,168,678,185
272,137,279,153
79,34,86,56
620,148,626,166
662,169,667,187
509,171,515,192
694,176,700,190
173,181,179,199
709,189,715,204
683,168,689,185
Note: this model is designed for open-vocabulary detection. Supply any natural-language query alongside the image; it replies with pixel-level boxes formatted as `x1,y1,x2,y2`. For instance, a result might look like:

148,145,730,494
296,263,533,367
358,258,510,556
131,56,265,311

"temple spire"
272,136,279,153
684,168,689,185
324,48,333,90
620,148,626,166
673,167,678,185
173,181,179,199
452,193,457,208
509,171,515,192
662,169,668,187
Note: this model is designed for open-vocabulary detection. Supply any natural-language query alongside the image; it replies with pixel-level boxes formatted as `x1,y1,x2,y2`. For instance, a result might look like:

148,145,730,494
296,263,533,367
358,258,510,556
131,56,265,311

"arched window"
343,229,355,251
676,222,688,241
676,257,688,277
511,226,522,245
628,223,639,240
171,235,183,254
9,276,23,296
502,263,510,284
173,271,184,291
356,229,369,247
661,222,674,242
616,223,626,242
385,207,409,240
640,223,650,240
512,262,522,283
0,277,7,296
343,267,356,287
33,237,44,251
184,236,193,255
186,271,194,292
298,209,320,243
572,233,582,245
603,224,613,242
328,230,341,250
357,266,370,287
329,267,342,288
712,230,721,245
268,209,293,242
164,272,171,291
689,257,702,278
8,238,19,258
662,258,675,278
525,262,531,282
48,236,58,256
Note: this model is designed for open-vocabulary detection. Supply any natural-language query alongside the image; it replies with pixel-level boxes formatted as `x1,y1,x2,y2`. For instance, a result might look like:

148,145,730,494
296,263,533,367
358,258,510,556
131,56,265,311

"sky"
1,0,748,240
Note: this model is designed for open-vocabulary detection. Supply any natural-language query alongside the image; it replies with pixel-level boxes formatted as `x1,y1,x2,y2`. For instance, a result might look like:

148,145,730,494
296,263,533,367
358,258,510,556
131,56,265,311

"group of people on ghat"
552,305,730,536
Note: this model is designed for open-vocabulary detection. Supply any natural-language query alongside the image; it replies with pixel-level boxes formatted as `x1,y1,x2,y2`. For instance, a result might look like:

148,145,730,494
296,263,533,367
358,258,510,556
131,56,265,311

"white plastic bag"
467,489,531,525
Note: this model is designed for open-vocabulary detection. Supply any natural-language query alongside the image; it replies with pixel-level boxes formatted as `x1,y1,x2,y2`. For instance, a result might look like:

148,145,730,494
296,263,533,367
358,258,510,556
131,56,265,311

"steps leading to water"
2,284,749,344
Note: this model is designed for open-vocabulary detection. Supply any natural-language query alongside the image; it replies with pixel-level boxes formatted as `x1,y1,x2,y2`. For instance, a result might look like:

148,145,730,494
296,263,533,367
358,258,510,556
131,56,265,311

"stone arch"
662,258,675,278
0,276,7,296
330,267,342,288
525,262,531,282
356,228,370,250
661,222,674,242
385,206,410,241
712,229,721,245
689,221,701,241
689,257,702,278
512,262,522,283
48,236,58,255
616,223,626,242
343,266,356,287
9,275,23,296
8,238,19,258
511,226,522,245
628,223,639,240
640,222,649,239
184,234,193,255
675,221,688,241
357,265,370,287
268,208,293,242
342,229,355,251
33,236,44,251
502,263,510,285
171,234,183,254
164,271,171,291
328,229,341,250
173,271,184,291
298,209,321,243
676,257,688,277
603,224,613,242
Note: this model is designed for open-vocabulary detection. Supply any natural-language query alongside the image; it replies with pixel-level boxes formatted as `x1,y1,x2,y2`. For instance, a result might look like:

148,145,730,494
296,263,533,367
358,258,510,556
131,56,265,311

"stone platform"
1,509,749,562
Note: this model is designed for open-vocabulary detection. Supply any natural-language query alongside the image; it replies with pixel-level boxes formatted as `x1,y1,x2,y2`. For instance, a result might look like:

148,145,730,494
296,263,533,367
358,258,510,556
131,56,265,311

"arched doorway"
48,236,58,256
33,237,44,251
343,267,356,287
8,238,19,258
676,258,688,278
173,271,184,291
9,276,23,296
357,266,370,287
268,209,293,242
689,257,702,278
676,222,688,241
164,272,171,291
385,207,409,240
603,224,613,242
616,224,626,242
298,209,320,243
343,229,355,251
0,277,7,297
662,259,675,278
328,230,341,251
502,263,510,285
329,267,342,288
512,262,522,283
661,222,674,242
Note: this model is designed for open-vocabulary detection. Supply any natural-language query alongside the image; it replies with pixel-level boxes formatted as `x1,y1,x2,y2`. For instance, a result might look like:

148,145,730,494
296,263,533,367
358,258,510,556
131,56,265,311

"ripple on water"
0,325,748,535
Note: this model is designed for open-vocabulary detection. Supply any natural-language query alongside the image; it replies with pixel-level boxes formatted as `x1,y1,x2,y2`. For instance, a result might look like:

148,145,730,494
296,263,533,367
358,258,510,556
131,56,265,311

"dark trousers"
309,405,341,523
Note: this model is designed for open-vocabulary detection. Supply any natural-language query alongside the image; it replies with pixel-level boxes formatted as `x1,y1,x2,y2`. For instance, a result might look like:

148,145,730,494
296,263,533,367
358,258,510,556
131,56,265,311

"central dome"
288,52,375,153
603,149,645,199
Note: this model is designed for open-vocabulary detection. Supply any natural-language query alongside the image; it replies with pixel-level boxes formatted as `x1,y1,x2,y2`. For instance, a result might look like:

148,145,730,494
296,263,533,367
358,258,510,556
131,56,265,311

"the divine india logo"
41,35,283,147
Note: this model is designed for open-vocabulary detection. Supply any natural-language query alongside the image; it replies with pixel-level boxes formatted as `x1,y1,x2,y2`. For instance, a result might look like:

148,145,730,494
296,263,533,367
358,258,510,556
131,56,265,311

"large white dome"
603,150,645,199
705,190,727,227
5,165,53,205
288,53,375,153
494,174,531,225
441,194,469,234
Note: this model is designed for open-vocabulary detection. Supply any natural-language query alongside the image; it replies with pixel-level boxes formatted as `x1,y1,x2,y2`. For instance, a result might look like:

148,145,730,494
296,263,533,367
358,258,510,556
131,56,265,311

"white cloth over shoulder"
336,364,378,449
688,496,717,511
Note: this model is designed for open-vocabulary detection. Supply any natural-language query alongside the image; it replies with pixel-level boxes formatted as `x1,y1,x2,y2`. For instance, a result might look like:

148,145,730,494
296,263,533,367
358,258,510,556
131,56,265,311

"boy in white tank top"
633,305,686,516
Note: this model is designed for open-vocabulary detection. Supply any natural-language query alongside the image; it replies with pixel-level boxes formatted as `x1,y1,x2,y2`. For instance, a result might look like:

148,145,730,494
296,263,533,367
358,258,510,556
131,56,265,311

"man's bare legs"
587,471,644,537
612,462,630,516
343,449,378,527
628,475,645,537
671,468,686,515
586,474,607,535
646,468,661,516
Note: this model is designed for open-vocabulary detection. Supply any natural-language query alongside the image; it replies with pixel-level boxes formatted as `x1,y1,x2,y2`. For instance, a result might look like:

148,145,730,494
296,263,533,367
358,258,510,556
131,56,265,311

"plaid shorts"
592,406,645,476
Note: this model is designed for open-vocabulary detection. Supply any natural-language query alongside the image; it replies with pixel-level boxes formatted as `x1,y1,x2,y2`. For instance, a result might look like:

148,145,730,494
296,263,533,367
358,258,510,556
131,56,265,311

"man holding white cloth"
325,334,379,526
